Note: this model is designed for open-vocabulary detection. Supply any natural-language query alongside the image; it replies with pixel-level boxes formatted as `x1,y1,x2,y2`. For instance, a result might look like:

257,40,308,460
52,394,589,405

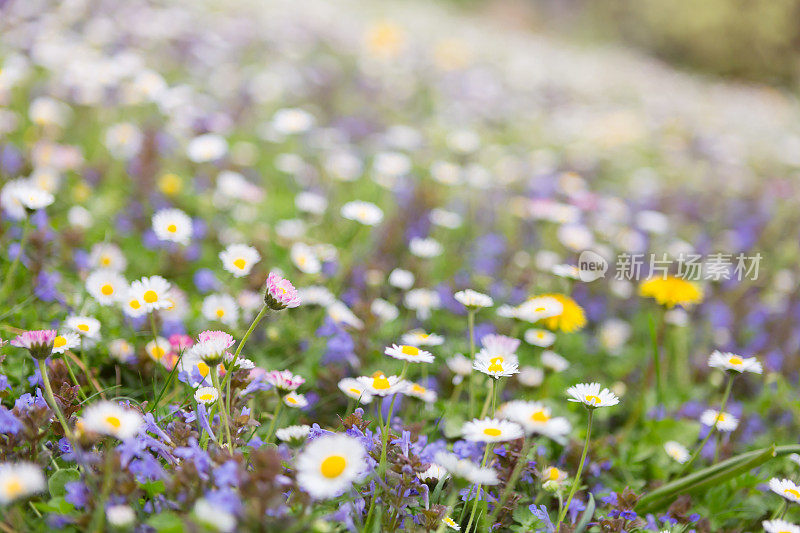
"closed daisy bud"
296,433,367,499
194,387,219,405
152,207,192,245
86,269,127,305
0,462,46,505
81,401,144,441
219,243,260,277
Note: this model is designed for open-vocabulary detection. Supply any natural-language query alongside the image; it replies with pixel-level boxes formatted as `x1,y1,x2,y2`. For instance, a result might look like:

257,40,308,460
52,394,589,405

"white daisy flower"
297,286,336,307
105,122,142,159
598,319,632,354
283,392,308,408
401,330,444,347
187,134,227,163
763,519,800,533
145,337,172,365
433,451,499,485
51,332,80,355
409,237,443,258
86,269,127,305
296,433,367,499
338,378,374,404
81,401,144,441
194,387,219,405
417,464,448,483
770,478,800,504
430,208,462,229
275,425,311,444
89,243,127,271
454,289,493,310
340,200,383,226
371,298,399,322
499,401,571,441
462,418,524,443
404,288,441,320
446,353,473,377
129,276,172,312
524,328,556,348
187,336,232,365
515,297,563,323
13,183,54,211
566,383,620,408
327,301,365,330
707,350,762,374
541,466,568,488
65,315,101,339
473,351,519,379
357,373,407,396
551,264,581,280
517,366,545,387
443,516,460,531
295,191,328,215
699,409,738,432
201,293,239,327
106,505,136,527
541,350,570,372
384,344,435,364
404,382,437,403
663,441,690,464
219,244,260,277
388,268,414,290
152,208,192,245
0,462,46,505
290,242,322,274
193,498,236,532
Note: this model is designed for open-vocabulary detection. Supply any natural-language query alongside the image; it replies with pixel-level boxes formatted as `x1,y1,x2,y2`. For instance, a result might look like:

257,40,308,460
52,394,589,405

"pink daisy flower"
264,370,305,392
11,330,57,359
264,272,301,310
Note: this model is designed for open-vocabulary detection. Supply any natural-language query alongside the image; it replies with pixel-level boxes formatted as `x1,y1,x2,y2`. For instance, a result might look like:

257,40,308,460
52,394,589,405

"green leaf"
142,480,166,498
48,468,81,497
33,496,75,514
574,493,595,533
146,512,185,533
636,444,800,513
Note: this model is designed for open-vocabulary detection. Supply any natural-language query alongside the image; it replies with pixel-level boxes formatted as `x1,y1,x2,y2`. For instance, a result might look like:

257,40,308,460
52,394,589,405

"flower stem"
488,436,532,524
221,304,269,425
0,218,30,302
265,395,283,443
555,409,593,532
680,374,735,474
40,361,74,442
465,443,492,532
210,367,232,450
467,310,476,416
378,392,399,478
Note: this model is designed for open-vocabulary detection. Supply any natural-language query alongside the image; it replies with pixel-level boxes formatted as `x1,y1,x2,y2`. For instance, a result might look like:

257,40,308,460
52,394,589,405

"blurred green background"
464,0,800,86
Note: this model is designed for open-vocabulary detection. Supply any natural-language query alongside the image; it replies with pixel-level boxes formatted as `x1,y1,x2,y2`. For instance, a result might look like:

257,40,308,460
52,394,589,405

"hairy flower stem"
555,408,593,532
488,436,532,524
680,374,735,475
0,219,30,303
464,443,492,532
221,305,269,433
40,361,74,442
467,310,476,416
210,367,232,450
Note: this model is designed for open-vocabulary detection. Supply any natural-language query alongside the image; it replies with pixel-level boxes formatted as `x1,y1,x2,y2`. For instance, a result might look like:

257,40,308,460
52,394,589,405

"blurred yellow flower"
158,173,183,196
639,276,703,308
365,21,404,59
539,293,586,333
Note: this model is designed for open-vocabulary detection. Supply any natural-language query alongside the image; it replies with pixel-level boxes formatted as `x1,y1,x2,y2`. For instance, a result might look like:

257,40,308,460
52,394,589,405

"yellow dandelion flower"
639,276,703,308
538,294,586,333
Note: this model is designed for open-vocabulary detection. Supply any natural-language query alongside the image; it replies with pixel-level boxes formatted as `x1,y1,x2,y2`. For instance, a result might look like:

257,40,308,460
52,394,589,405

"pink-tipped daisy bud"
264,272,301,311
11,330,57,360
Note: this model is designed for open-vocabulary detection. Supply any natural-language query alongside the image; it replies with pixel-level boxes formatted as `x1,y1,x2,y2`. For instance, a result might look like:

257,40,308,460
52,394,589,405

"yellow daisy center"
728,356,743,365
546,468,560,481
198,393,215,401
167,224,177,233
100,255,111,266
585,395,601,405
4,478,23,498
348,387,362,395
197,362,210,377
286,396,298,404
151,346,165,360
483,427,502,437
233,258,246,269
105,415,121,429
77,324,89,332
785,488,800,498
400,345,420,356
320,455,346,479
215,308,225,318
54,336,66,348
487,361,504,373
129,299,141,309
531,410,550,422
143,290,158,303
411,385,426,394
444,517,457,526
717,413,726,422
372,375,391,390
101,284,114,296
